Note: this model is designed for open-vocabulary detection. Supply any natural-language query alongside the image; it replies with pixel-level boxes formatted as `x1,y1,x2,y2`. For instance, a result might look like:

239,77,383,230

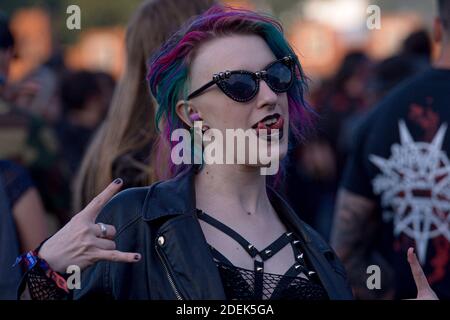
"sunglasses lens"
220,73,256,101
266,61,293,92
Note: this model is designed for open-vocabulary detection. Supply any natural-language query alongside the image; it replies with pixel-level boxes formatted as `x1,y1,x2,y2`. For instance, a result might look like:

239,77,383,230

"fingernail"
114,178,123,184
134,254,141,261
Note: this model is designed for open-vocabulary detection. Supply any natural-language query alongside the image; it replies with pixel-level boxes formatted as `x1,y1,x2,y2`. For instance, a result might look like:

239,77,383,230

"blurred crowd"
0,0,448,300
285,29,432,240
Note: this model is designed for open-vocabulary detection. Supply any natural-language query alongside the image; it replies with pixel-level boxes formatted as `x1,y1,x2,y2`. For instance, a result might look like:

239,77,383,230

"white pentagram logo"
370,120,450,264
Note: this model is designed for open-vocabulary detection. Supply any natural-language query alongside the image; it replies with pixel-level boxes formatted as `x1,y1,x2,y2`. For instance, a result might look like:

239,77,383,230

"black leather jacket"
75,168,353,300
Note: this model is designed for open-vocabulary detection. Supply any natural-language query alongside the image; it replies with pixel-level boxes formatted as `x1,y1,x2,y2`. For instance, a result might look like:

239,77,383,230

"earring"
189,113,209,133
190,113,201,122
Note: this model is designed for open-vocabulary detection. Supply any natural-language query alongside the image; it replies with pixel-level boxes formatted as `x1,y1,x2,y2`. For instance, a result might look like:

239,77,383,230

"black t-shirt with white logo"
342,68,450,299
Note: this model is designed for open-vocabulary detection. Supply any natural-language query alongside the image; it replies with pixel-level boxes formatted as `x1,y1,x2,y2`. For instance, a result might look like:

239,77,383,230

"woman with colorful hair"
18,5,435,300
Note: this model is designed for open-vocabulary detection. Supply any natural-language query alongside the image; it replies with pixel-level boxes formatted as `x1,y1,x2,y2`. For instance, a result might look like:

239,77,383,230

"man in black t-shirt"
331,1,450,299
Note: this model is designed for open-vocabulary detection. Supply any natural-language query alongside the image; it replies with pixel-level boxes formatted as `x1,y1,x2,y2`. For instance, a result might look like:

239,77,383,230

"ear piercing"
190,113,201,121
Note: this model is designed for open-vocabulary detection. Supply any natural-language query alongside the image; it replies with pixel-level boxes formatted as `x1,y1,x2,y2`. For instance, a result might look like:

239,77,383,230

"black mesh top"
196,209,328,300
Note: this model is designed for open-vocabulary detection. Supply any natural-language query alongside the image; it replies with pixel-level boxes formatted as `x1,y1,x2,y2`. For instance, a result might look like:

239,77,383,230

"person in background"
7,51,66,125
56,71,114,177
314,51,373,175
368,54,428,104
0,13,13,88
340,47,433,164
285,51,373,240
73,0,216,212
0,160,48,299
401,29,433,66
331,0,450,299
0,160,48,252
0,13,70,225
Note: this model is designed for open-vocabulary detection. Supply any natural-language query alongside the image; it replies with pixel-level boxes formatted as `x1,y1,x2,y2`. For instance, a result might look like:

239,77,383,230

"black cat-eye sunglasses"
187,55,295,103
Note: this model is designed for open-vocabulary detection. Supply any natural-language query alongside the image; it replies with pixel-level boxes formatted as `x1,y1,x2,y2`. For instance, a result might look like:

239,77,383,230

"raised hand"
38,179,141,273
407,247,438,300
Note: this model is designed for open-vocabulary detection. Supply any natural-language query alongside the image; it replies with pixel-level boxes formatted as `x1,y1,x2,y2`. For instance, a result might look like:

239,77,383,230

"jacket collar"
141,167,197,221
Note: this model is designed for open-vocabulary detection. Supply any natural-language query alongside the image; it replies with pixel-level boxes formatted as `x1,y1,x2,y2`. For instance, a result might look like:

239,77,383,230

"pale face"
185,34,290,169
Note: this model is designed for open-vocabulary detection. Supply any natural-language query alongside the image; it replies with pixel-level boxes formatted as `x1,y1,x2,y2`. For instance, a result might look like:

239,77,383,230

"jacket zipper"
155,244,183,300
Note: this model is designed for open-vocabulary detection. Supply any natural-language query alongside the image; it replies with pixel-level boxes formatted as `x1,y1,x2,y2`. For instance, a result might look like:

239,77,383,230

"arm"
13,187,49,252
330,188,394,299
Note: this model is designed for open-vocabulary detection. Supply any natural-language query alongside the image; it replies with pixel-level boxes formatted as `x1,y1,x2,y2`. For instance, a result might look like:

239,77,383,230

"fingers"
95,249,141,264
94,238,117,251
82,179,123,221
407,247,430,292
93,223,116,240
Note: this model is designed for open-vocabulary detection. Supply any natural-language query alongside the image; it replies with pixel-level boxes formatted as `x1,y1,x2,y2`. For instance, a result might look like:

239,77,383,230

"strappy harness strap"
196,209,315,299
197,209,259,257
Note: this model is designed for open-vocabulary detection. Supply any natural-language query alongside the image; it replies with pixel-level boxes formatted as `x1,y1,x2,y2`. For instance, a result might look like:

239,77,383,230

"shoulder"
297,218,341,266
366,69,438,121
301,222,331,251
294,217,349,277
348,71,432,150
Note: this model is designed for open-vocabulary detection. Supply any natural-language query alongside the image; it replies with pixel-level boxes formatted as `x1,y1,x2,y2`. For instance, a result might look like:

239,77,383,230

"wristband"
15,250,69,293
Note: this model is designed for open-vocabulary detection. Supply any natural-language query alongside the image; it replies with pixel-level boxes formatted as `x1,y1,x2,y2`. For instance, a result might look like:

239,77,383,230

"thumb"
80,178,123,222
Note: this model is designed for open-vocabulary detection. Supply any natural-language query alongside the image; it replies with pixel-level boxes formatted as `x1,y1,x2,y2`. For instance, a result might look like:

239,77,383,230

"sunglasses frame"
187,55,295,103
